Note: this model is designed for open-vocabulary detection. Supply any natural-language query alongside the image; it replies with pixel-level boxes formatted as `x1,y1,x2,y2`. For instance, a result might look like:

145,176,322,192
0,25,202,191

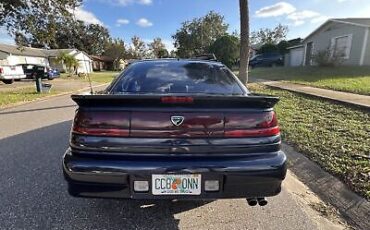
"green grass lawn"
1,71,119,109
61,71,120,84
249,66,370,95
249,83,370,200
0,87,59,108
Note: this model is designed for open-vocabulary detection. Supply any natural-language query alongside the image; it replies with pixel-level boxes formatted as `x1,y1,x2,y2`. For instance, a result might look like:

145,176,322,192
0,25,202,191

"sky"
1,0,370,50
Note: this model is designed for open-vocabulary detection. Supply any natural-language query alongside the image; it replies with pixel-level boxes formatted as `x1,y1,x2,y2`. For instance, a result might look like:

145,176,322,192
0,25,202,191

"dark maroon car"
63,59,286,206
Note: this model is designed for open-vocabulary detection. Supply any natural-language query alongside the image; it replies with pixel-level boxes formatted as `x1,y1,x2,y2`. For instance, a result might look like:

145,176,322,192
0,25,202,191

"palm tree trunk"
239,0,250,84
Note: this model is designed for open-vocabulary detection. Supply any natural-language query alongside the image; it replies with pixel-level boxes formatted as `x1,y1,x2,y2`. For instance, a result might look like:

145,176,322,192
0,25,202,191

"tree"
251,24,288,45
258,43,279,54
157,48,169,58
1,0,111,55
276,40,290,54
49,20,110,55
81,24,110,55
1,0,82,48
127,36,147,59
239,0,250,84
56,52,79,77
209,35,239,68
172,11,228,58
170,50,177,58
258,39,299,55
148,38,167,58
104,38,126,60
104,38,126,69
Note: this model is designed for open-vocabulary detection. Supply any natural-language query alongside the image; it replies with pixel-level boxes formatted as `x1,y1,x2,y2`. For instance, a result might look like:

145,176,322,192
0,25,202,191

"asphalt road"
0,93,347,230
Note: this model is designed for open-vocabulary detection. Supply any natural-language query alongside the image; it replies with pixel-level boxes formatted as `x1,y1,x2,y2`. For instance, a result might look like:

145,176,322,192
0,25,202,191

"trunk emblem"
171,116,184,126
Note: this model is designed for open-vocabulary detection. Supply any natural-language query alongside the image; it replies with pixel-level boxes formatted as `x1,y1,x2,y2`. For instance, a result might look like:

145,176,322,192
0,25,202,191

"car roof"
129,58,225,67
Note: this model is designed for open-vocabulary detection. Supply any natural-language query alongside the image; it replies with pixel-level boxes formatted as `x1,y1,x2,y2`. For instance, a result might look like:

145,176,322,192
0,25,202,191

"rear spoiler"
71,94,279,109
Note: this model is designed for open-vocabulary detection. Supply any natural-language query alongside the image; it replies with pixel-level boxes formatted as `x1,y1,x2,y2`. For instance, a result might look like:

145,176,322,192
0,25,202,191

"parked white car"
0,65,26,84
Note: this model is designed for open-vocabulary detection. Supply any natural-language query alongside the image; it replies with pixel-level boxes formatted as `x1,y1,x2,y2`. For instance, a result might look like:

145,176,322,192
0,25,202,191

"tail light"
72,110,130,137
224,111,280,137
161,96,194,104
0,68,3,74
72,110,279,138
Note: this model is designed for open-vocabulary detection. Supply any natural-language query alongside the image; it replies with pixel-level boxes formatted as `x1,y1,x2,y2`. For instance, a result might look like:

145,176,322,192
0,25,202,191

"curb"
282,143,370,230
258,80,370,111
0,83,109,110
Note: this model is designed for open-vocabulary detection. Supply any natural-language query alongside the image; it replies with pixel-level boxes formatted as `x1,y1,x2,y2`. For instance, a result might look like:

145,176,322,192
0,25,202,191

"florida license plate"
152,174,201,195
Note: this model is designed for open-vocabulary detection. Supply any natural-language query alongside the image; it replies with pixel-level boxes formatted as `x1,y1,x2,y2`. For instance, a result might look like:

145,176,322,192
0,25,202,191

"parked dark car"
21,64,60,80
249,53,284,68
63,59,287,205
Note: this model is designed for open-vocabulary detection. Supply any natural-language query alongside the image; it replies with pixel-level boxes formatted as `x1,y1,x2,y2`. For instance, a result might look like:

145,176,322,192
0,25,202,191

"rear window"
110,61,244,95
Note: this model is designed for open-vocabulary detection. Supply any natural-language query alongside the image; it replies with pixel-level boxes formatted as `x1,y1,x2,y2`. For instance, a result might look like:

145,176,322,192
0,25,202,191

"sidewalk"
258,80,370,109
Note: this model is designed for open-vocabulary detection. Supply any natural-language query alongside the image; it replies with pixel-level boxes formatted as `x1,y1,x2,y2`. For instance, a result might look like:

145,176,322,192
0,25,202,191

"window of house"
333,35,352,59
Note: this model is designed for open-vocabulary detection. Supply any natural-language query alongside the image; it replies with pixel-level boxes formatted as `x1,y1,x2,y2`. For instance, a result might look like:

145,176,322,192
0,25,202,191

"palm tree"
56,52,79,77
239,0,249,84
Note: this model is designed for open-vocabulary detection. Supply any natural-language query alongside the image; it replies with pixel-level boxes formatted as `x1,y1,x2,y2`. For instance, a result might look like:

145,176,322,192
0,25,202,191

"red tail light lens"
225,127,280,137
225,111,280,137
161,96,194,104
72,110,130,137
0,67,3,74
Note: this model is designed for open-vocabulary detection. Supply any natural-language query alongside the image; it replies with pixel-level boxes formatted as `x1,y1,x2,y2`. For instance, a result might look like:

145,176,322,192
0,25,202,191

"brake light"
225,127,280,137
224,111,280,137
72,110,130,137
161,96,194,104
0,67,3,74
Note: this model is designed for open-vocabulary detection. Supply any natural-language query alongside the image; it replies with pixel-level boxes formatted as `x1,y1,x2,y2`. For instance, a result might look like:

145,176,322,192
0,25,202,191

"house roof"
333,18,370,27
44,49,76,57
287,44,304,50
303,18,370,42
0,44,47,57
0,43,92,60
90,55,114,62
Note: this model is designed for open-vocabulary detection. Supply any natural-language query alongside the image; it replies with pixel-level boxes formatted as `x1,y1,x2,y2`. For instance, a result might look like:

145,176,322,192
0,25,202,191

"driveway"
0,93,347,230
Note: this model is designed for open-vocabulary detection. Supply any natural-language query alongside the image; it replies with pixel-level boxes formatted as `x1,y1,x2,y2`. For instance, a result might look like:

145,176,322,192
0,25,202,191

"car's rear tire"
2,79,14,84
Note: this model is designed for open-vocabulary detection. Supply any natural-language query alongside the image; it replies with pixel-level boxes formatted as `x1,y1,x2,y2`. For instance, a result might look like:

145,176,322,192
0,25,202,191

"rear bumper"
63,149,287,199
0,74,26,80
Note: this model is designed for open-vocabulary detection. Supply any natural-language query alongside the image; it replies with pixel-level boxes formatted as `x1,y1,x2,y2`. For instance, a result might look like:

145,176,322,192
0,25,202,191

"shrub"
312,48,343,67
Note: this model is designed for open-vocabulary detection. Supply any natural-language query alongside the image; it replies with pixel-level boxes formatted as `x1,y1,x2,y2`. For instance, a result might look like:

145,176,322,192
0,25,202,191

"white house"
0,44,93,73
285,18,370,67
0,43,49,66
46,49,93,74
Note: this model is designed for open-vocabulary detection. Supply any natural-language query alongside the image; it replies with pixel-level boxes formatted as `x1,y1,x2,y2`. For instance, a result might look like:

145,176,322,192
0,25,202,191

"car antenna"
82,54,94,94
87,73,94,94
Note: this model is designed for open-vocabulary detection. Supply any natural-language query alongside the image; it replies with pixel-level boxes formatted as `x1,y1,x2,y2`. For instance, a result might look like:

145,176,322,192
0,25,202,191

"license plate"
152,174,201,195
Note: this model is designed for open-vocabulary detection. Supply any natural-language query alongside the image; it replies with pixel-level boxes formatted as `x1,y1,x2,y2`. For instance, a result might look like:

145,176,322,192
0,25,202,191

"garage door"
290,49,304,66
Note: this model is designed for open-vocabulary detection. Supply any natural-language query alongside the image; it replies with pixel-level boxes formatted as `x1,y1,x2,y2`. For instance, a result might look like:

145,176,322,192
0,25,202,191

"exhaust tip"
257,198,268,206
246,198,258,206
